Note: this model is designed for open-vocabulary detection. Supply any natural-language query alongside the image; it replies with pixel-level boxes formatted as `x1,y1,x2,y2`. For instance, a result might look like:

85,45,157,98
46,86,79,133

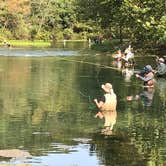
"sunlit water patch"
0,47,78,57
0,143,99,166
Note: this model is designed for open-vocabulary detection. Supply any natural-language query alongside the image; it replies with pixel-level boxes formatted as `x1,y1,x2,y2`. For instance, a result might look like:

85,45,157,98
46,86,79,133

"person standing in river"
155,57,166,77
136,65,155,87
94,83,117,132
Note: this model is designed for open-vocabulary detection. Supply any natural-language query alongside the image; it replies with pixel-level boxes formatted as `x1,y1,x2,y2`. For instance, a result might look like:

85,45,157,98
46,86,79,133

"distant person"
88,38,92,48
63,39,66,47
88,38,91,44
136,65,155,87
4,41,12,48
94,83,117,132
113,49,123,61
124,45,132,53
93,36,100,44
163,55,166,64
99,36,104,44
162,55,166,64
155,57,166,77
122,45,134,65
109,36,112,42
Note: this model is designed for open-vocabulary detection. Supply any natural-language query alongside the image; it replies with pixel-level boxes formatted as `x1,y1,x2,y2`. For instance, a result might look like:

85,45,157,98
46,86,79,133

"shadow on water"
0,42,165,165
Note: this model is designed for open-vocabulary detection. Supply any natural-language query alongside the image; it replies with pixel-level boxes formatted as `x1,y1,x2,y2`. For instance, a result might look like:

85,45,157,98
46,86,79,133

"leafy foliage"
0,0,165,49
76,0,166,48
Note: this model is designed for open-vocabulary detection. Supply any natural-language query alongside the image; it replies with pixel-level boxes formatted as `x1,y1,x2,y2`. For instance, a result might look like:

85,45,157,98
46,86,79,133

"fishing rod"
50,55,121,71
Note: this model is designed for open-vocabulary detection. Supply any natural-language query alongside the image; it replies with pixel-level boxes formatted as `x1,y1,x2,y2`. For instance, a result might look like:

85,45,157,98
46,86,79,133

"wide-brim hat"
144,65,153,72
101,83,112,93
159,58,164,63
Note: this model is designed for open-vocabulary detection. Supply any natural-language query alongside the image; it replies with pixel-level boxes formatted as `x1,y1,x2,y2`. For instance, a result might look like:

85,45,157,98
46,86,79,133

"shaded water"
0,42,165,166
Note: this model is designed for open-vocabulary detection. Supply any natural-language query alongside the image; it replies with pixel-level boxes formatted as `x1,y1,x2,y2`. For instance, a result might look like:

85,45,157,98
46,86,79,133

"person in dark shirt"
136,65,155,87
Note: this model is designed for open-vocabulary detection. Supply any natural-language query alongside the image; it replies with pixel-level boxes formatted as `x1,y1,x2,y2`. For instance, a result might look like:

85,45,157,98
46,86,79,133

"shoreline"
0,39,87,47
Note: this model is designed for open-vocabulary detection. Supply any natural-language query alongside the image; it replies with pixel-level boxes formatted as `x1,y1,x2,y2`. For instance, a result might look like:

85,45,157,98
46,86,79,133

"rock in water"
0,149,32,159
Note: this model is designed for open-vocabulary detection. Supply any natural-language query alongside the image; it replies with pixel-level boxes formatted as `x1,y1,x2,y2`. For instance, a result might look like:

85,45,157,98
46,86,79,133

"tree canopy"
0,0,165,49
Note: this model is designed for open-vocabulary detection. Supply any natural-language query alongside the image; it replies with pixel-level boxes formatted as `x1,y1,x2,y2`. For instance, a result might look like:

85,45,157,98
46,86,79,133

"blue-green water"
0,42,165,166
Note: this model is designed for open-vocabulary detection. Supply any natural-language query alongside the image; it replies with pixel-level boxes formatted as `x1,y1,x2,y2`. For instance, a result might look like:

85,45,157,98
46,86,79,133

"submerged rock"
0,149,32,159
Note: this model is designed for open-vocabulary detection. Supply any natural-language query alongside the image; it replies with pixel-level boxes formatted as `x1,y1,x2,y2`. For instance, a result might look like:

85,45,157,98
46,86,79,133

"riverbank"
0,39,165,56
0,40,51,47
0,39,86,48
91,39,166,56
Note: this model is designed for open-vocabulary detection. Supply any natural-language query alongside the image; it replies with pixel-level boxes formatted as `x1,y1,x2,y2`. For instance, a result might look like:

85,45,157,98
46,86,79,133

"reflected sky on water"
0,47,78,57
0,42,165,166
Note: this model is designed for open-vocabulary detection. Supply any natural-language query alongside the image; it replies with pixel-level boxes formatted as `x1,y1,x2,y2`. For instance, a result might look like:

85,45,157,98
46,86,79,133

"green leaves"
0,0,165,47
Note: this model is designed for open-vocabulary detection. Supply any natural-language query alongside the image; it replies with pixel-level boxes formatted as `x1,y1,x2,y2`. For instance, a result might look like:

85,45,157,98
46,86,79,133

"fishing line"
60,57,120,71
41,48,121,71
42,49,98,101
42,49,142,110
49,77,93,101
50,75,97,111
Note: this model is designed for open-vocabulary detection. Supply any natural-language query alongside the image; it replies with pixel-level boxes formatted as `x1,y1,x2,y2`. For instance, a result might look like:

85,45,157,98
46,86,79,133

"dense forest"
0,0,166,49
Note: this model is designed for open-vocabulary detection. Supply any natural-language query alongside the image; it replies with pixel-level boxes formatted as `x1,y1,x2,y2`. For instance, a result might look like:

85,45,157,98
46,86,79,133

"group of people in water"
113,45,166,81
93,45,166,135
113,45,135,66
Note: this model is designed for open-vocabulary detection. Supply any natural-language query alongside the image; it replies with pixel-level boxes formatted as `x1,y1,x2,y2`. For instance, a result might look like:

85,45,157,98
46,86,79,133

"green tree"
30,0,76,41
0,0,30,39
76,0,166,48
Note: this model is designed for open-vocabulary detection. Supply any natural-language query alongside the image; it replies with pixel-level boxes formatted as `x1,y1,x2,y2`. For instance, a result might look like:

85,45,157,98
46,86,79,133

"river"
0,41,165,166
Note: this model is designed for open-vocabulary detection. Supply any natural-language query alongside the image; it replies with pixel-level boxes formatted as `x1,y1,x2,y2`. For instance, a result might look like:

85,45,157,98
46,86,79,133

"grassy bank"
8,40,51,47
0,39,87,47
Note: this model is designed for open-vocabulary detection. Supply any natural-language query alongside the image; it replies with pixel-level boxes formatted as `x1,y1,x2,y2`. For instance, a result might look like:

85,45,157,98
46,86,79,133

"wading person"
155,57,166,77
136,65,155,87
94,83,117,133
113,49,123,62
122,45,135,65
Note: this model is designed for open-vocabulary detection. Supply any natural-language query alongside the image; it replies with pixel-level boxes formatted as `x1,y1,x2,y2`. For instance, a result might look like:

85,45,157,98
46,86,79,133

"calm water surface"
0,42,166,166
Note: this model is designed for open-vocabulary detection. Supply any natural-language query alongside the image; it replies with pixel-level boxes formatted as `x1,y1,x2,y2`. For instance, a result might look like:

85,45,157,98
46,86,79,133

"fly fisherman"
94,83,117,133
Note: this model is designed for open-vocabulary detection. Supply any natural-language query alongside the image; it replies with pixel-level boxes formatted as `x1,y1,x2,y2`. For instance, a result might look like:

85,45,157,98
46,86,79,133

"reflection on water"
112,60,122,71
100,110,117,135
0,47,78,56
0,44,165,165
127,87,155,107
122,66,134,83
90,132,146,166
156,78,166,107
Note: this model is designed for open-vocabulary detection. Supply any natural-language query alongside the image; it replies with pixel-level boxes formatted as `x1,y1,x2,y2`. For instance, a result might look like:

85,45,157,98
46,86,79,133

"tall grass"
9,40,51,47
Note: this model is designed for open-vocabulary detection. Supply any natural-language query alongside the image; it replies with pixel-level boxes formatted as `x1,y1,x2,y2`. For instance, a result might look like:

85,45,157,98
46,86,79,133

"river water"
0,42,166,166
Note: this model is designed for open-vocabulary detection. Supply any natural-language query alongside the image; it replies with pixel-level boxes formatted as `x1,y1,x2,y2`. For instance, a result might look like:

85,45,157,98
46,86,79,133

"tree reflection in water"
156,78,166,107
90,132,147,166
